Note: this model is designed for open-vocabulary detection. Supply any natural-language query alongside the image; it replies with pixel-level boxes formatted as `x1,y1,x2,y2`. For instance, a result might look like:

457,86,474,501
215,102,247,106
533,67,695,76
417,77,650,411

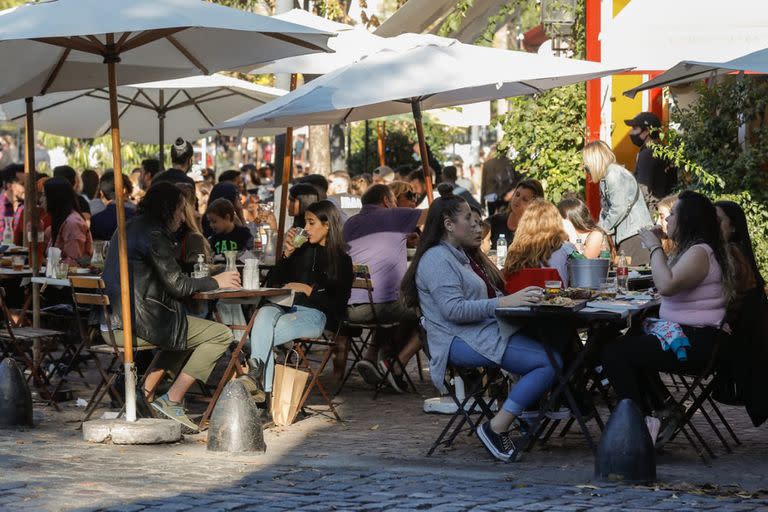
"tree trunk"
309,124,331,176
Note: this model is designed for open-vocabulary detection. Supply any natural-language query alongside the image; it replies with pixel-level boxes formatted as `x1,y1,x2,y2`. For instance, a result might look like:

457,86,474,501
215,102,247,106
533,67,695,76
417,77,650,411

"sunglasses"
402,191,416,201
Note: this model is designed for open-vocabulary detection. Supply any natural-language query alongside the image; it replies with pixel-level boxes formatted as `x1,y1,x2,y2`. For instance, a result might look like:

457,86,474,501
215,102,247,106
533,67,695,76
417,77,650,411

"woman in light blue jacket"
401,195,558,462
583,140,653,265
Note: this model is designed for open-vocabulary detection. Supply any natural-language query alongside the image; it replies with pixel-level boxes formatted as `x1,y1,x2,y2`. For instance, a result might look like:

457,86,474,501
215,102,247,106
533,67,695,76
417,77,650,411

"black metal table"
495,298,660,458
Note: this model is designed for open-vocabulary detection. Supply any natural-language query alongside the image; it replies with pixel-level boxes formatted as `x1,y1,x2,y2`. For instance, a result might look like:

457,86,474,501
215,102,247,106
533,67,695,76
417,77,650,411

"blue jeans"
448,334,559,415
250,304,326,392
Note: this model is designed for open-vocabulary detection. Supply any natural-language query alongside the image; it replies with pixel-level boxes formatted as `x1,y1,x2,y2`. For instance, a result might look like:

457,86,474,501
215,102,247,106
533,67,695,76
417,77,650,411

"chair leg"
415,350,425,382
292,345,341,423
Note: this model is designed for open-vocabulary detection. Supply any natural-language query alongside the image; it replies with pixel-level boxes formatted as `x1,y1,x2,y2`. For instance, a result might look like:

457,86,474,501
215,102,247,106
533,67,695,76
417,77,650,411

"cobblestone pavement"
1,358,768,511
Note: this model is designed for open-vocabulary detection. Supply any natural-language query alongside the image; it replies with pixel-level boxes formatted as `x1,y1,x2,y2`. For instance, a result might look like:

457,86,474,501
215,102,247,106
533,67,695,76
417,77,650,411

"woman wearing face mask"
488,179,544,250
583,140,653,265
401,195,558,462
242,200,353,417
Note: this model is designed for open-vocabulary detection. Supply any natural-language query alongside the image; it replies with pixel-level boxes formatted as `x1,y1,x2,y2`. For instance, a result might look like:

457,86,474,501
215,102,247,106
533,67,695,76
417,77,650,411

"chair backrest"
504,267,561,294
69,276,115,348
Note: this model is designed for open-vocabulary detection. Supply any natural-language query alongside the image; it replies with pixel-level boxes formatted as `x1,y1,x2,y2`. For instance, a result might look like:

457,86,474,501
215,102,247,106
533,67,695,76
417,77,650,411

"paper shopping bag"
271,355,310,427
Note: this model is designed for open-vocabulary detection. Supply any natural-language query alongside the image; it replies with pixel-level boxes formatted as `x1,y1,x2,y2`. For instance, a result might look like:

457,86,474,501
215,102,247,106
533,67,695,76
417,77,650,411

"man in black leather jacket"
103,182,240,431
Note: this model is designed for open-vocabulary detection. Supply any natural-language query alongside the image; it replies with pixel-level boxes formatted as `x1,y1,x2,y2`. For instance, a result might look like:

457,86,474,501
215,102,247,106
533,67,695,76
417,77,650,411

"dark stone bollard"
0,358,33,427
207,380,265,453
595,399,655,484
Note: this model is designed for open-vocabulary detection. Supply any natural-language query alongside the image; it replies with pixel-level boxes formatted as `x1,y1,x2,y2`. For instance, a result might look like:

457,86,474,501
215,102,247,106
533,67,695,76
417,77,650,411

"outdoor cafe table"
192,287,292,427
495,296,660,457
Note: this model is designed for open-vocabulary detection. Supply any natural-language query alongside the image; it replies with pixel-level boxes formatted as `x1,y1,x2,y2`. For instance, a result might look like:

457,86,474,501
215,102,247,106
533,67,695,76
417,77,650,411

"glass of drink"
599,277,618,299
12,255,24,271
56,262,70,279
544,280,562,298
293,228,308,248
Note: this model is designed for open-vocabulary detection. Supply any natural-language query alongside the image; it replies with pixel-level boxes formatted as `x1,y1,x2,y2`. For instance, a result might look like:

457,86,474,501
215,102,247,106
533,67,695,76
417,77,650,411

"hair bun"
173,138,186,147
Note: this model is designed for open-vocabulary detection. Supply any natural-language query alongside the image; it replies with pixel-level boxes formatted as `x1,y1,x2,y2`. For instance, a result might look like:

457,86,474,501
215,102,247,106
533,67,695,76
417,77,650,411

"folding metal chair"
419,321,506,456
656,328,741,462
69,276,158,424
0,286,67,409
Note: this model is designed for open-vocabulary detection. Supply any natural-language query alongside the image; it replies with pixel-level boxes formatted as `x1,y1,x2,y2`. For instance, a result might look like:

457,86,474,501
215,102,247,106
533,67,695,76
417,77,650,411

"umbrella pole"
24,98,41,378
377,121,386,167
158,90,165,167
275,74,298,261
411,100,433,205
106,49,137,423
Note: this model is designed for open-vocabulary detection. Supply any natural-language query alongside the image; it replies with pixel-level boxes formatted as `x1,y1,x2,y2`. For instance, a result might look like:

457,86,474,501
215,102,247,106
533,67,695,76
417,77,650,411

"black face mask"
630,133,646,147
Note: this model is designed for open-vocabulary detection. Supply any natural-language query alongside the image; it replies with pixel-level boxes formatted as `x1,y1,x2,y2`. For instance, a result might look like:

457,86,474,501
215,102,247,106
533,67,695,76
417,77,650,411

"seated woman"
558,197,610,259
401,195,557,461
102,182,240,431
244,200,353,412
502,200,577,291
714,200,763,296
656,194,678,255
488,179,544,249
601,191,735,441
43,177,93,265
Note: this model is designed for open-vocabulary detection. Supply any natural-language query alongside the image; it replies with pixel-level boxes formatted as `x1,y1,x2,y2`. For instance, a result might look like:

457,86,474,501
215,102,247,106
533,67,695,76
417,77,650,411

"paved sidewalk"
1,359,767,511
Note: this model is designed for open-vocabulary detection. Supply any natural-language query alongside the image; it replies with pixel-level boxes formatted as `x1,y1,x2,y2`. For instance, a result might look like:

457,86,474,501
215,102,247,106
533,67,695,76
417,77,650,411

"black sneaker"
236,358,267,403
477,422,515,462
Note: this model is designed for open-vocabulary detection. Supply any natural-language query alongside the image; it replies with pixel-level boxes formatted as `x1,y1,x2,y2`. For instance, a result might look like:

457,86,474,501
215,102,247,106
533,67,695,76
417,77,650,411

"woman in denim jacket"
583,141,653,265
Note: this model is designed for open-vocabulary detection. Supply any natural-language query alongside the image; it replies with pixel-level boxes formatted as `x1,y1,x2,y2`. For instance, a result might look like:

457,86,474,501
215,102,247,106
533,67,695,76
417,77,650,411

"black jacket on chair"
103,214,218,351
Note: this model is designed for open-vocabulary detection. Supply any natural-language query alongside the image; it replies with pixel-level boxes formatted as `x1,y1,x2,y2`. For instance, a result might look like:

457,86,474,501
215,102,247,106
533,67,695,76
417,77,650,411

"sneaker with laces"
151,394,199,433
356,359,383,385
378,359,405,393
476,422,516,462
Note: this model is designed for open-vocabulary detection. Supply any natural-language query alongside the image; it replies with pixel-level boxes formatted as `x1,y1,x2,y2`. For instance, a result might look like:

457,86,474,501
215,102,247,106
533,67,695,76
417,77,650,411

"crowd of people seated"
3,127,765,460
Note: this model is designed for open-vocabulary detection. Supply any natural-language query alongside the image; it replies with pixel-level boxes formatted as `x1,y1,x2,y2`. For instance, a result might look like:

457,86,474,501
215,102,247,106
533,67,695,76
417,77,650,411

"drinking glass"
599,277,618,299
11,255,24,271
56,262,70,279
544,280,562,297
293,228,308,248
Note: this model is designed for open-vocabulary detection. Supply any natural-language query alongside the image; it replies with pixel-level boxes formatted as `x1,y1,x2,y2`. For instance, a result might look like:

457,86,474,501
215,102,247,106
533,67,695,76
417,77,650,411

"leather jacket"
103,214,218,351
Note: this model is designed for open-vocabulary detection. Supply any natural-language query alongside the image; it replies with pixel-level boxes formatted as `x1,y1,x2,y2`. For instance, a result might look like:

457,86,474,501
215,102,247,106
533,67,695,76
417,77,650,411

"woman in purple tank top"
600,191,735,443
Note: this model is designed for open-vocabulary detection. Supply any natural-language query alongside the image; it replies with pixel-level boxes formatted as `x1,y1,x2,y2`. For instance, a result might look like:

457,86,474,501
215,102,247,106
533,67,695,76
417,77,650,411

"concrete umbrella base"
83,418,181,444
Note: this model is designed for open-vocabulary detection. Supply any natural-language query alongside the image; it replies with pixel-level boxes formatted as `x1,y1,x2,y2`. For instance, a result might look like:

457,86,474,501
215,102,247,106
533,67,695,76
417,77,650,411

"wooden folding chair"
69,276,157,424
335,264,405,396
0,286,67,409
290,326,343,424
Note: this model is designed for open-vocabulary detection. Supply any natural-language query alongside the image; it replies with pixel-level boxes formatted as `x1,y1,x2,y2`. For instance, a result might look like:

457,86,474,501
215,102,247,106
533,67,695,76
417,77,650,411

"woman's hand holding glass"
283,227,299,257
499,286,544,308
638,227,662,251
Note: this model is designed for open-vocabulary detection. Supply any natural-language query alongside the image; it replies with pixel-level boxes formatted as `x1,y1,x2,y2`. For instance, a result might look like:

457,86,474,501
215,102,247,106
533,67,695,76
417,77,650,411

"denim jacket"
599,164,653,245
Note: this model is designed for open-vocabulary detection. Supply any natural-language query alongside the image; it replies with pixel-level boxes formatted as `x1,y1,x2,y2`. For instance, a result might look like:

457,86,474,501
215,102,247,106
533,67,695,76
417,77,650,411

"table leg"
199,308,260,428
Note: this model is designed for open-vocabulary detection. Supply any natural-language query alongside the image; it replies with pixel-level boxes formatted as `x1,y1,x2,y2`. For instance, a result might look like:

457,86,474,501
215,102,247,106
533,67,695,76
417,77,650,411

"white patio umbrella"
0,74,286,163
208,34,628,203
0,0,333,423
623,48,768,99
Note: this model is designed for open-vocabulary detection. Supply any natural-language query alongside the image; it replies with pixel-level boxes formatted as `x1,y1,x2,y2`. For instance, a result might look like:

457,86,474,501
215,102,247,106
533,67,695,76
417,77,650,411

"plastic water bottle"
496,234,507,268
617,250,629,293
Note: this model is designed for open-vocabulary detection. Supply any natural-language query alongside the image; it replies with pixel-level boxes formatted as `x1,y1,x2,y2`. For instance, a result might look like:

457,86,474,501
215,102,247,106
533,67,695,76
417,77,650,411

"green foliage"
437,0,474,37
39,132,161,173
497,84,586,203
650,76,768,275
347,118,457,175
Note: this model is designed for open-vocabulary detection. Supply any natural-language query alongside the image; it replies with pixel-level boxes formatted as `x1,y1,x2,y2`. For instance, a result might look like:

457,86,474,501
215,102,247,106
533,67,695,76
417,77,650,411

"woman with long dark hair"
243,200,353,412
557,197,609,259
43,177,93,264
102,182,239,431
401,195,557,462
715,200,764,294
601,191,735,442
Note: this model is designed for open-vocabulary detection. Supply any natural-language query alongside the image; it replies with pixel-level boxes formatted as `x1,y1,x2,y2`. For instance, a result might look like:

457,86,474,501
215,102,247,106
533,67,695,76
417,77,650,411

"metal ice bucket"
567,258,610,289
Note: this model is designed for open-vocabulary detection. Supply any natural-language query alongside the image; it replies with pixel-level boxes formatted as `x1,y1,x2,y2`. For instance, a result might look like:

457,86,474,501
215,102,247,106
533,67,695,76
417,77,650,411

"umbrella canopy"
0,0,333,103
601,0,768,71
623,48,768,99
208,34,627,130
0,74,286,143
248,9,385,75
